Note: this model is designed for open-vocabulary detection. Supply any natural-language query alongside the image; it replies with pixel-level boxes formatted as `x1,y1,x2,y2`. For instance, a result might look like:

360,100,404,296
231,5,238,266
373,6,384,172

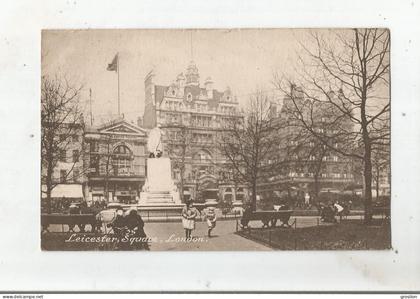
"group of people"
319,201,347,223
102,201,217,250
107,208,149,250
181,201,217,239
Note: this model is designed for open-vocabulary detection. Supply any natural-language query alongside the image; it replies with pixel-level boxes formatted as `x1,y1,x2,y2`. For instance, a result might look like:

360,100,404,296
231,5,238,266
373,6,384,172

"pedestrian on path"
204,207,217,237
182,201,198,239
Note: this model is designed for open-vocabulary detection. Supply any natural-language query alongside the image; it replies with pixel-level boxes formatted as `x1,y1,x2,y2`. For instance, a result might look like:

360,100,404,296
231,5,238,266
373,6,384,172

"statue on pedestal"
147,125,164,158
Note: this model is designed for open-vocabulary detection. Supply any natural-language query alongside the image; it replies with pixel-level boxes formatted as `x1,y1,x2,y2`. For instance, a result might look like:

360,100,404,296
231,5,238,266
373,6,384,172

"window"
72,134,79,142
333,156,338,162
73,169,80,182
59,149,66,162
309,142,315,147
89,156,99,174
113,145,132,176
72,150,79,163
309,155,316,161
321,173,327,178
60,170,67,183
90,141,99,153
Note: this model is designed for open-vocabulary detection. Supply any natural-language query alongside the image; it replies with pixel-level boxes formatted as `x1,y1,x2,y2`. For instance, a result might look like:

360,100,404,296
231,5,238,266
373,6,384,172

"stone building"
41,122,85,206
257,87,357,205
83,118,148,204
142,61,247,204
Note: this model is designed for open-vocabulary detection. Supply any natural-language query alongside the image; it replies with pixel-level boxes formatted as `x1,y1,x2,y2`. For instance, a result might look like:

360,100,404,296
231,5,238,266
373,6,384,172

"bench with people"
240,204,293,229
41,213,97,233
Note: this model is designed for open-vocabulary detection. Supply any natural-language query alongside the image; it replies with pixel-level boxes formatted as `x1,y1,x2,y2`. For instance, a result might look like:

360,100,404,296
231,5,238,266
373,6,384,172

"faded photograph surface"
41,29,390,251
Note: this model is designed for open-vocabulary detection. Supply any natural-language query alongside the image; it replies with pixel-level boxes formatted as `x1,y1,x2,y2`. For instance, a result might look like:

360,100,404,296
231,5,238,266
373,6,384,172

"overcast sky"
42,29,308,124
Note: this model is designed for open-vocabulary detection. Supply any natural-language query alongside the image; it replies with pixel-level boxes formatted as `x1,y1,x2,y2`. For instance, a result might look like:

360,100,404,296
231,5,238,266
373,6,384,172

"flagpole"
89,88,93,126
117,52,120,116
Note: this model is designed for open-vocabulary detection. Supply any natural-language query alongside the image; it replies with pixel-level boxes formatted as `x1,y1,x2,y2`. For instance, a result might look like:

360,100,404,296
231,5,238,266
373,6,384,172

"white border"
0,0,419,292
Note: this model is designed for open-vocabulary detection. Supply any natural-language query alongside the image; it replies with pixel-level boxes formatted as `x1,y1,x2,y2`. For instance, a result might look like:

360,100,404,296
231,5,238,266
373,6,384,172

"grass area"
236,219,391,250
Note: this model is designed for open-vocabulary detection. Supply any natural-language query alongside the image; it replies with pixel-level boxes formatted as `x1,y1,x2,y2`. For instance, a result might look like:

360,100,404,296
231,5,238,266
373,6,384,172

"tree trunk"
251,180,257,211
375,166,380,199
180,167,184,202
363,142,373,224
314,174,319,204
45,141,54,214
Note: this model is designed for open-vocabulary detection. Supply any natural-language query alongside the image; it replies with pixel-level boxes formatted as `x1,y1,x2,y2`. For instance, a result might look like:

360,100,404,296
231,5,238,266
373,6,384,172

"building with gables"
142,61,247,204
83,118,148,204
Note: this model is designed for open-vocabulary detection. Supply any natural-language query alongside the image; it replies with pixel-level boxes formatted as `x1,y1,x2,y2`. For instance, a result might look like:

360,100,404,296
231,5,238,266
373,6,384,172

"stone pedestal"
138,158,181,206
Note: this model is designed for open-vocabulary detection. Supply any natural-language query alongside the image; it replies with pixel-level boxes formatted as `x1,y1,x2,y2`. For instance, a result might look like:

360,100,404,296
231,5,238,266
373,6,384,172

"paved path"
144,219,271,251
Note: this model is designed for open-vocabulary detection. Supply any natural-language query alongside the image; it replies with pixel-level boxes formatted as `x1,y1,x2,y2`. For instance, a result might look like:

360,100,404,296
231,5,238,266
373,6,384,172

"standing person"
182,201,198,239
334,201,345,222
204,207,217,237
304,193,310,209
240,203,253,229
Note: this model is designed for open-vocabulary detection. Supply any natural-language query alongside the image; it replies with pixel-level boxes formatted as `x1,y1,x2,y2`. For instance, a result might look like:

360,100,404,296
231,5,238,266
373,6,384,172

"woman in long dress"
182,201,198,239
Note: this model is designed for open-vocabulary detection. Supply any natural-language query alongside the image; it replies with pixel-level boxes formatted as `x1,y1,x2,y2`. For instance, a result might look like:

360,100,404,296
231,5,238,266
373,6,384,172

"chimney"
204,77,213,98
176,72,186,89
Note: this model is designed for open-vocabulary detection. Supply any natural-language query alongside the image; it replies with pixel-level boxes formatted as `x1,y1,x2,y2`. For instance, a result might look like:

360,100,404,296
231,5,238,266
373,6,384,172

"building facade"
41,122,85,209
83,118,148,204
142,61,247,204
257,87,357,205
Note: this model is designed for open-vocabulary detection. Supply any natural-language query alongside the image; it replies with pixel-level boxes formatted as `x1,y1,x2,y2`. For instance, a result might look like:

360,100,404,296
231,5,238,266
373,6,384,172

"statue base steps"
138,157,181,206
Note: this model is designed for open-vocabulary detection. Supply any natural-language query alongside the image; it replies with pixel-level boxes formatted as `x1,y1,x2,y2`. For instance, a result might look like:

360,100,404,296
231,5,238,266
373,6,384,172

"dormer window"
172,90,176,96
226,96,230,101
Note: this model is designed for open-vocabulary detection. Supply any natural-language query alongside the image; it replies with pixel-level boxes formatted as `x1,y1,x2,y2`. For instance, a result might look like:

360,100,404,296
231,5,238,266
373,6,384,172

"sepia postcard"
41,29,390,251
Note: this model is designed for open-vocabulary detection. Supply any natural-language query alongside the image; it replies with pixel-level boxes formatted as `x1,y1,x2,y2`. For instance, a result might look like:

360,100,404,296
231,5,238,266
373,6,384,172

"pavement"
143,219,272,251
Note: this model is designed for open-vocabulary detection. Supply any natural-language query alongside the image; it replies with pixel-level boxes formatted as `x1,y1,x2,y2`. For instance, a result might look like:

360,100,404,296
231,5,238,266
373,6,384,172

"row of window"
89,142,145,155
59,134,80,143
60,169,80,183
288,141,339,148
59,149,79,163
192,133,213,143
191,115,212,127
288,172,354,178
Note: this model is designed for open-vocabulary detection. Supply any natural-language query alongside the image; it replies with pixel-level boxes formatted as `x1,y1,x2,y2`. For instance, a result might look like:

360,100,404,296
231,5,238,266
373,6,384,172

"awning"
41,184,84,199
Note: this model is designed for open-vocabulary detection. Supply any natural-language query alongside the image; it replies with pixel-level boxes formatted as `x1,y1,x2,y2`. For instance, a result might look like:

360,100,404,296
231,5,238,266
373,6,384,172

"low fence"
235,214,391,250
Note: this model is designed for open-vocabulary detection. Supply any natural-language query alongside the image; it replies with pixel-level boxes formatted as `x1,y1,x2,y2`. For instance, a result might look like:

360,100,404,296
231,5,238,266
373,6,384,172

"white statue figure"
147,125,164,158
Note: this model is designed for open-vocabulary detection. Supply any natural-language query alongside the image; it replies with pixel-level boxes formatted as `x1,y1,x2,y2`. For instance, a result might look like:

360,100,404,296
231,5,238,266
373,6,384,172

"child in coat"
204,207,217,237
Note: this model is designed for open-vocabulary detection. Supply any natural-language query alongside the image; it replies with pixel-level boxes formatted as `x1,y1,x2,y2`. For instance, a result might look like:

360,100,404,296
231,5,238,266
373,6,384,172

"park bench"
41,214,97,233
241,210,293,229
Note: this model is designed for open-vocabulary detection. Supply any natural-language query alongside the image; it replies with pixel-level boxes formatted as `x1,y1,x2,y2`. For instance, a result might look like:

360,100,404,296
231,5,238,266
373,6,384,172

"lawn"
236,219,391,250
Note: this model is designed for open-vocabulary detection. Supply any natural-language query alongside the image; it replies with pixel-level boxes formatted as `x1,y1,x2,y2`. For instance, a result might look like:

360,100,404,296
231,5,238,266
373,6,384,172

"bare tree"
41,75,85,213
218,91,281,211
165,125,191,202
274,29,390,223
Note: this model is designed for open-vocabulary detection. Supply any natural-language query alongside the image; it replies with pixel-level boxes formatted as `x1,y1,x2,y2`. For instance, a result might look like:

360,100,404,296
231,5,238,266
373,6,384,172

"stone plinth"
138,157,181,206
